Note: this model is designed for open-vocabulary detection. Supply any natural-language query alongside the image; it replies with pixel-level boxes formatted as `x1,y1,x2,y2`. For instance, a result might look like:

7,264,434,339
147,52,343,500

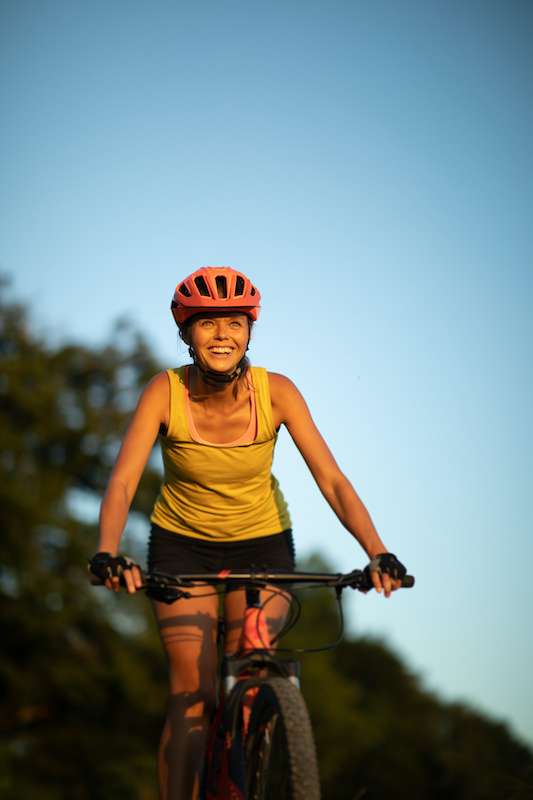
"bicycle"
120,565,415,800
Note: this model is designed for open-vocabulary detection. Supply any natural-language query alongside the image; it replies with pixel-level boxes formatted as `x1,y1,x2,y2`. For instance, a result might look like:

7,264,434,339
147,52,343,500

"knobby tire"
244,677,320,800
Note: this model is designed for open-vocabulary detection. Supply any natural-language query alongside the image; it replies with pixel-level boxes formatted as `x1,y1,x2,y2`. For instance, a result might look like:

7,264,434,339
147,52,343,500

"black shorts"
148,524,296,591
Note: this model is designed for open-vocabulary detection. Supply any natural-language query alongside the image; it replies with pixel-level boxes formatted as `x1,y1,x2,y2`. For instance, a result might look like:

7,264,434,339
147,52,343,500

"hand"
88,552,143,594
365,553,406,598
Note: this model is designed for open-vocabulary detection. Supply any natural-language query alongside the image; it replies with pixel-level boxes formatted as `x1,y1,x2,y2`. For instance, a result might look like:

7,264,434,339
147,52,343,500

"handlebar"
90,567,415,648
90,567,415,598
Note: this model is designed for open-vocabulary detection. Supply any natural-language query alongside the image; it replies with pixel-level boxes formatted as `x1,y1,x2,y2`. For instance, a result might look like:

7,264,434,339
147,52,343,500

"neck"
189,365,247,401
189,349,249,386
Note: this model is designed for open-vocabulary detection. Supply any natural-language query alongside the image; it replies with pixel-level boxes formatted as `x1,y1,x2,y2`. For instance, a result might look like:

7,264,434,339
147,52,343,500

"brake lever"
336,570,415,592
144,583,192,605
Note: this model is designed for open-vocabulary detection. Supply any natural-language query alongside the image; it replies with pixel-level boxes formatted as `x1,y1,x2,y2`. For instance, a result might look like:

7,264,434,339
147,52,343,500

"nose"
213,320,229,339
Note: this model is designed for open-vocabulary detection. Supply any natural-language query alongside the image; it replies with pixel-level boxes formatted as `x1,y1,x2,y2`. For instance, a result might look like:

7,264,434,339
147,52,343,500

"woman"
89,265,406,799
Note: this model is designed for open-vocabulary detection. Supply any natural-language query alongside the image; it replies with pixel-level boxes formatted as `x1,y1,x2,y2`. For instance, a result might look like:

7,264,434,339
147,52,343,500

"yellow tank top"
150,366,291,541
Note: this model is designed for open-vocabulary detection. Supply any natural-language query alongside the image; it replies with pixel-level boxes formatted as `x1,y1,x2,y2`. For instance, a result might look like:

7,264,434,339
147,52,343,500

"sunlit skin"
97,308,401,798
185,313,250,377
100,310,401,597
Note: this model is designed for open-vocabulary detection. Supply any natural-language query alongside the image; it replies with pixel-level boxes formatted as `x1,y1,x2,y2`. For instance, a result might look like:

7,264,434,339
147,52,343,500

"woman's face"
187,313,250,374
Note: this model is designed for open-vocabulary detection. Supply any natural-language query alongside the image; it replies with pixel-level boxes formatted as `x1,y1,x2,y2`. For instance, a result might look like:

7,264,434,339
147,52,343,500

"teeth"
210,347,232,354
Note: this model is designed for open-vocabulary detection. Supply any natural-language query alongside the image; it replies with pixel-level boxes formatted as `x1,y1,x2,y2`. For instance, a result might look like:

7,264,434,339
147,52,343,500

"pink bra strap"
184,367,257,446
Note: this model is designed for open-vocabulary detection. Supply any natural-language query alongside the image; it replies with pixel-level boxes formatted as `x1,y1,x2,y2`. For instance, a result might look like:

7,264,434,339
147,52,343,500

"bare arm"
269,373,398,595
96,372,169,590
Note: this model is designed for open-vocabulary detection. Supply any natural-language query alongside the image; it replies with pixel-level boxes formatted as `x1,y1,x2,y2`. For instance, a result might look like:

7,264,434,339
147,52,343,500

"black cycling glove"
364,552,406,583
88,551,138,583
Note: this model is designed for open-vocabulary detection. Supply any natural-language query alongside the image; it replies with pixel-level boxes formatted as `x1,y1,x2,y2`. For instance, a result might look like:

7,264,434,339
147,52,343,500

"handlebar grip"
89,567,147,588
360,573,415,591
88,574,135,587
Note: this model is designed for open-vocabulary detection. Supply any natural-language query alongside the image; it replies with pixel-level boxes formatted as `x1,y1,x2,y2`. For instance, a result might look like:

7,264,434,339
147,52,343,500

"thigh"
223,585,291,655
153,585,220,698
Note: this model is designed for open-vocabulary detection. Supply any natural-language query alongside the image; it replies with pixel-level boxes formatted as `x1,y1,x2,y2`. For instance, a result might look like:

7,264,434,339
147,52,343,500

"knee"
166,654,216,711
165,685,216,725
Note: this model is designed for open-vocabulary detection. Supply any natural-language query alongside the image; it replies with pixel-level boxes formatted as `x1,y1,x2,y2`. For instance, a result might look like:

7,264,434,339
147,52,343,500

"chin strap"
189,347,247,384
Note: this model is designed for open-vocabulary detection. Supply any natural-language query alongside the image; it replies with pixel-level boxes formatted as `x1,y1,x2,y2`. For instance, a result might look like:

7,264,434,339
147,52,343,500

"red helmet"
171,266,261,326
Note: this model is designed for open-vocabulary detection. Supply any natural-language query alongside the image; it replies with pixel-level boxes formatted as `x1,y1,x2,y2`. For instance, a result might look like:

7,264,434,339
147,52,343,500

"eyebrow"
198,314,246,321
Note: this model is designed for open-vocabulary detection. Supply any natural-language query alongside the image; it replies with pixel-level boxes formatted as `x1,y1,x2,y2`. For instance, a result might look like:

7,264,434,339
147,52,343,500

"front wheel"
245,677,320,800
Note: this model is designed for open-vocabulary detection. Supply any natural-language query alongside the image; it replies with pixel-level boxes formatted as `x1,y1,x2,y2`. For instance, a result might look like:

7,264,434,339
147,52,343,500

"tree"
285,555,533,799
1,281,531,799
0,279,165,798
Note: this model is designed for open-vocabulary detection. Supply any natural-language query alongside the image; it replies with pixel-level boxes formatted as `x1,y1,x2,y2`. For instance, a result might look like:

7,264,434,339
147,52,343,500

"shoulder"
143,368,187,389
144,370,171,394
268,370,293,387
128,370,178,431
267,371,309,426
267,371,301,397
136,371,171,418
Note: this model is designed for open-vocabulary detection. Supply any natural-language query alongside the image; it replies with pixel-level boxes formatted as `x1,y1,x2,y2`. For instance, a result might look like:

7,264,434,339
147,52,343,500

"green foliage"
0,280,165,798
284,557,533,799
1,281,532,798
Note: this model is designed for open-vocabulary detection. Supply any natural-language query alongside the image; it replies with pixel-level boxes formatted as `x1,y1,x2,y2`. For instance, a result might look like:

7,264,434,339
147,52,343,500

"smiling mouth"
208,347,234,355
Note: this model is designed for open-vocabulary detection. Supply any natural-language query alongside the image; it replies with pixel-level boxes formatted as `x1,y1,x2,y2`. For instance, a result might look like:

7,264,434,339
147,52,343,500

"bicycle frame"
222,584,301,697
92,566,414,799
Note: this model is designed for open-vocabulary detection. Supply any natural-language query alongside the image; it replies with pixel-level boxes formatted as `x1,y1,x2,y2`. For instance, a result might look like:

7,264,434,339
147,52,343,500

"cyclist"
89,265,407,800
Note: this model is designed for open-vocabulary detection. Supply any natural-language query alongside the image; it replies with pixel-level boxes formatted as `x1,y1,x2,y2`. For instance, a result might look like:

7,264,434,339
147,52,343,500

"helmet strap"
188,346,247,385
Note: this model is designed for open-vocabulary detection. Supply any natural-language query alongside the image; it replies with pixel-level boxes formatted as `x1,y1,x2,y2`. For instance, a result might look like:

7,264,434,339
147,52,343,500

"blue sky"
2,0,533,746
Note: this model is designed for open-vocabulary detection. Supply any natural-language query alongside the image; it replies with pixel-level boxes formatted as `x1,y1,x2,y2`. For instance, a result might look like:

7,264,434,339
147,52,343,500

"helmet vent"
194,276,210,296
215,275,228,298
235,276,245,296
171,267,261,325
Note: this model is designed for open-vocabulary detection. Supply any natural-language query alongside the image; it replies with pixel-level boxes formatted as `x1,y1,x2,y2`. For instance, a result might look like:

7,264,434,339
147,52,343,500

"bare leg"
153,587,219,800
